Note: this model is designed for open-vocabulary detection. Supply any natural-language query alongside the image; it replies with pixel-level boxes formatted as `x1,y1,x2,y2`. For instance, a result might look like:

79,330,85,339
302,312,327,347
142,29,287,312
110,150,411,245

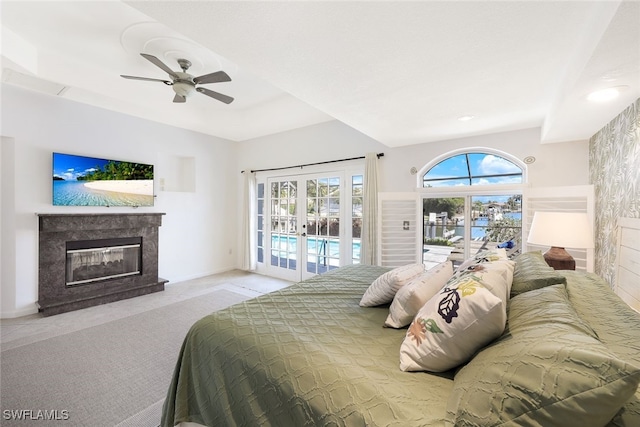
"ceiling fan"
121,53,234,104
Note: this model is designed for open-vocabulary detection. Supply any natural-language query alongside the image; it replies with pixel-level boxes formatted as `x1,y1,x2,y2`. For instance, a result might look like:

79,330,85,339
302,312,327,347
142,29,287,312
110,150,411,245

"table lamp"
527,211,594,270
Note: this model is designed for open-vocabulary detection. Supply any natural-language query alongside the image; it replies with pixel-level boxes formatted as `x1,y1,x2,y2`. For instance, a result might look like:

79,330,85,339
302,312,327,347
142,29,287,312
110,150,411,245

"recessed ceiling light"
587,86,628,102
458,115,475,121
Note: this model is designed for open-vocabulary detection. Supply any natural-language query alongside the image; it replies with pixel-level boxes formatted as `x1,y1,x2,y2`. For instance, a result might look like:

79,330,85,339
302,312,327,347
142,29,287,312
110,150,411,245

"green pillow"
510,251,566,297
446,284,640,427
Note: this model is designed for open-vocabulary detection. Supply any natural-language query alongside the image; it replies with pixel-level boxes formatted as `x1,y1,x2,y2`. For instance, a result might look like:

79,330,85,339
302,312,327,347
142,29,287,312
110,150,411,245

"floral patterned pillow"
399,271,508,373
451,248,508,281
463,259,515,305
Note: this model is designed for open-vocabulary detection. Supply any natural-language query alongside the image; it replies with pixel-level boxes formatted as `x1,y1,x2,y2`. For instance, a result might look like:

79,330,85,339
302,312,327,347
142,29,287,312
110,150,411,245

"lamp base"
543,246,575,270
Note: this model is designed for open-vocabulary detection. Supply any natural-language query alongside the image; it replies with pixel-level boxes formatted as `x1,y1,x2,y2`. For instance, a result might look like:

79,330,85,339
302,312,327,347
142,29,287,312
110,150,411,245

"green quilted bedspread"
161,265,454,427
161,265,640,427
563,271,640,427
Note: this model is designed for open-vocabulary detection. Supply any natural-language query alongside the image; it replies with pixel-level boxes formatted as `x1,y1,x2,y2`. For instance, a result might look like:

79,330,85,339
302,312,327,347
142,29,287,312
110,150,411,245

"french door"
260,172,359,281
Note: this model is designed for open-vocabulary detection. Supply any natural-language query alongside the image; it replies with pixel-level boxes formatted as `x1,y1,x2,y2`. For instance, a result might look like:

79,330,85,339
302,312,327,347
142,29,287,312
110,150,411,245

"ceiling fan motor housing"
177,59,192,71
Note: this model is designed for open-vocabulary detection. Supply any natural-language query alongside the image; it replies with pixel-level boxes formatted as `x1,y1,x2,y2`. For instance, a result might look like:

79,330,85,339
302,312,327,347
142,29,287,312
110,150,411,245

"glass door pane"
351,175,363,264
423,197,464,269
270,180,298,271
305,176,341,276
470,195,522,256
257,183,265,264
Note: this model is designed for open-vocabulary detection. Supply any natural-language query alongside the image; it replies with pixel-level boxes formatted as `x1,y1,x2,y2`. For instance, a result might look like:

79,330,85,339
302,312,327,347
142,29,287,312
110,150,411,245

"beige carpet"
0,289,252,427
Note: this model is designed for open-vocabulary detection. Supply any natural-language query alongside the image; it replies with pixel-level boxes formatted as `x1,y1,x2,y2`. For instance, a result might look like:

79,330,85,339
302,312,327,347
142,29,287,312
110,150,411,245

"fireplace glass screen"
66,237,142,286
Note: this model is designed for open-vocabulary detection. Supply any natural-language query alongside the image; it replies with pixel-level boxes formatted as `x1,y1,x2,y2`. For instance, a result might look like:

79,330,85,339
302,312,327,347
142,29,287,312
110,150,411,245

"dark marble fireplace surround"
37,213,167,316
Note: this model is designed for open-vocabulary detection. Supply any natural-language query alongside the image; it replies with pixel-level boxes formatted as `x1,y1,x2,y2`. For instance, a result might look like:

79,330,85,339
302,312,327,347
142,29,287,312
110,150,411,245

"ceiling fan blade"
193,71,232,85
173,94,186,103
140,53,179,79
196,87,234,104
120,75,172,85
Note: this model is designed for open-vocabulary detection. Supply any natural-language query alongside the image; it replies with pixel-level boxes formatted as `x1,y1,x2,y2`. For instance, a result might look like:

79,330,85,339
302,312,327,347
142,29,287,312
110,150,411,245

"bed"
162,221,640,427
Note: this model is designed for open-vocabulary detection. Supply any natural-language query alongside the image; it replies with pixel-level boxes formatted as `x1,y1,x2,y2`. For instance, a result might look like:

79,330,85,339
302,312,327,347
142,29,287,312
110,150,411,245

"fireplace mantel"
37,213,167,316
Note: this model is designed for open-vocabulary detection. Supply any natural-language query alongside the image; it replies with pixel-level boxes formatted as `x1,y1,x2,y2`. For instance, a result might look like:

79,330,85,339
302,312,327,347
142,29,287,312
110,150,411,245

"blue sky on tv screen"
53,153,111,181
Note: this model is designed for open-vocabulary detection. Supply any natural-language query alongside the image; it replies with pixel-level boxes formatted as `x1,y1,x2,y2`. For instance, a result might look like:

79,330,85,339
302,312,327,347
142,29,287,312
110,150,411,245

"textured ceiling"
2,1,639,147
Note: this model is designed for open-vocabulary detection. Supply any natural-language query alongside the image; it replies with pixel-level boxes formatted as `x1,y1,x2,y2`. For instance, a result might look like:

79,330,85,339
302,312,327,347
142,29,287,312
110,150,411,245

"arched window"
418,148,527,268
422,152,523,187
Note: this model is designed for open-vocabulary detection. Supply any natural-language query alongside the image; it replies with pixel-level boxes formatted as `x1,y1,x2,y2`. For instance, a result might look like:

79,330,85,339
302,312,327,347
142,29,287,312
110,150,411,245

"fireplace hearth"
37,213,167,316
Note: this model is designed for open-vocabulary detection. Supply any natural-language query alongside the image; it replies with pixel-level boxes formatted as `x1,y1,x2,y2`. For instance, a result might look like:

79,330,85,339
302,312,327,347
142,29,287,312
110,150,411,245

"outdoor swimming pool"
261,235,361,272
270,235,360,257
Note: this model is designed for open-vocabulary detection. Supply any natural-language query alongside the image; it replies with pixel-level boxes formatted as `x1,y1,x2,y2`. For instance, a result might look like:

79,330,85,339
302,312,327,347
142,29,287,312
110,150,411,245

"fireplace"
37,213,167,316
66,237,142,286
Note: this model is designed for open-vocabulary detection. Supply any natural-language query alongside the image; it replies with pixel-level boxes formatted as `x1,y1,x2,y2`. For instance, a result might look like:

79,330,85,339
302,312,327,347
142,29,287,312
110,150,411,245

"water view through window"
421,152,524,268
423,195,522,268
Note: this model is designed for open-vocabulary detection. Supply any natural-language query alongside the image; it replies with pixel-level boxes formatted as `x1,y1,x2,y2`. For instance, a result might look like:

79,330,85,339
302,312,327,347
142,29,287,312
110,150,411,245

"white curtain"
240,170,257,271
361,153,379,265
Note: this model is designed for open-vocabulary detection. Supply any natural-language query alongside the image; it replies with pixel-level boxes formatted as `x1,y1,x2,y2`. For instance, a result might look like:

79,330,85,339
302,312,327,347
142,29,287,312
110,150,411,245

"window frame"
416,148,527,263
416,147,527,189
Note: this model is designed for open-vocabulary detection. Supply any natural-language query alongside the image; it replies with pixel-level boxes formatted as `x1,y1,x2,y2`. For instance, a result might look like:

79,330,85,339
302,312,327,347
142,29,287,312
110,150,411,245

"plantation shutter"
523,185,595,272
377,193,422,267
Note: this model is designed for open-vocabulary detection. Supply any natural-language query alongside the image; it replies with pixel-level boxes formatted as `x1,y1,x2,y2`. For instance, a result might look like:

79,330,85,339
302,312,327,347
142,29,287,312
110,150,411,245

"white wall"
1,84,592,318
1,84,238,318
385,128,590,191
238,121,590,192
1,137,17,317
237,120,388,173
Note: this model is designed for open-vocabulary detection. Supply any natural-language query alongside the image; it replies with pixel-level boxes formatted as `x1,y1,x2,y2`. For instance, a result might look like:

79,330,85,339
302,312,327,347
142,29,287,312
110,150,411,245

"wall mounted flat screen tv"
53,152,154,207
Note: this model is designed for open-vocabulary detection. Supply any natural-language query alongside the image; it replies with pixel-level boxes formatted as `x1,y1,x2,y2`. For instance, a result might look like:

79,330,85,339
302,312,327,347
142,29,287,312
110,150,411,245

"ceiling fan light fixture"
172,81,196,98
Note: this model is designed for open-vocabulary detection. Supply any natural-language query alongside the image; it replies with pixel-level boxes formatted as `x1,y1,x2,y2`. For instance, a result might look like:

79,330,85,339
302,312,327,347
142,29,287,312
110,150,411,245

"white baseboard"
163,265,238,284
1,304,38,319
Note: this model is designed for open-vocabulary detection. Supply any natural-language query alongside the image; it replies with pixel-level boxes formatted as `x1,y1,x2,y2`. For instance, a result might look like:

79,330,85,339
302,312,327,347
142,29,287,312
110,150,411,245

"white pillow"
384,261,453,328
399,274,507,372
359,263,424,307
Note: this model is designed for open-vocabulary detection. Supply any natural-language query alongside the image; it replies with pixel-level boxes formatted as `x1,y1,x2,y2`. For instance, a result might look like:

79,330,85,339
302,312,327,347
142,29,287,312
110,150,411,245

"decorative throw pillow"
399,273,507,372
384,261,453,328
451,248,508,281
510,251,566,297
359,263,424,307
446,284,640,427
467,259,515,305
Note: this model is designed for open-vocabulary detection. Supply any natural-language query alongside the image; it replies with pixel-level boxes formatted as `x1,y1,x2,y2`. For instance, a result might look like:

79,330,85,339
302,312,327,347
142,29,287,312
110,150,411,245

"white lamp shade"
527,212,594,249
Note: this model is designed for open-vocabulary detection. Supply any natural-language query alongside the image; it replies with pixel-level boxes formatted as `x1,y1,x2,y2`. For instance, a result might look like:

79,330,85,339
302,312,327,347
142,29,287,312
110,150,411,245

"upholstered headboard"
615,217,640,313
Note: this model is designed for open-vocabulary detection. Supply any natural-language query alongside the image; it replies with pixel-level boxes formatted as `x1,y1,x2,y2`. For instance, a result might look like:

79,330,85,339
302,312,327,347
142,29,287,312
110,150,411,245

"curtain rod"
241,152,384,174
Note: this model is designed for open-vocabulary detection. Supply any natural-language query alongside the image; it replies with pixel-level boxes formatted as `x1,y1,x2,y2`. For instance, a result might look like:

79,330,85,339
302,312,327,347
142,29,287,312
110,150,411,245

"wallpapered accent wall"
589,98,640,287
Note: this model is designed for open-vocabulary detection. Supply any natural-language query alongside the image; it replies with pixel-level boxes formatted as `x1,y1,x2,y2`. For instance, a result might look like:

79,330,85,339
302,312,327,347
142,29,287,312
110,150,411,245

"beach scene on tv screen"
53,153,154,206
